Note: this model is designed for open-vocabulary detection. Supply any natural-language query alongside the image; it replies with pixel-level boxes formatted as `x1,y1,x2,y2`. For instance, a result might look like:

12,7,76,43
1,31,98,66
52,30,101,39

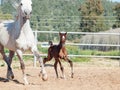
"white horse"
0,0,47,84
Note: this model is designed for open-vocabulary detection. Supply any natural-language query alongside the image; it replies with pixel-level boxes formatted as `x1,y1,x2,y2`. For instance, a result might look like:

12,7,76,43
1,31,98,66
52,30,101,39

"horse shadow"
0,77,23,85
0,77,9,82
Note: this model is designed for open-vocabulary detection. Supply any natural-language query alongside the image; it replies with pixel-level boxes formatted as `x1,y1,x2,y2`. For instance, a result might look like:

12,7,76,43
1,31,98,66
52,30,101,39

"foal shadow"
0,77,23,85
44,64,54,67
12,79,23,85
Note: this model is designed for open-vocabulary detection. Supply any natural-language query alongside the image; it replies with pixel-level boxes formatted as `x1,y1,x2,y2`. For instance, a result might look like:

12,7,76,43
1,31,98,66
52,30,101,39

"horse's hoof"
7,74,14,80
11,74,14,79
42,74,48,81
7,71,14,80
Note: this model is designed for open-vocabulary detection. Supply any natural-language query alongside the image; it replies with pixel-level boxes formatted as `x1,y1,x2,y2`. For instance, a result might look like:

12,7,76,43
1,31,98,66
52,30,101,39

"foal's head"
59,32,67,44
18,0,32,19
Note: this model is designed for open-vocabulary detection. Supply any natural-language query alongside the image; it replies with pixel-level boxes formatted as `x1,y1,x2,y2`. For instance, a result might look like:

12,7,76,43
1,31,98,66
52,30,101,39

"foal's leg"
64,57,74,78
43,53,53,64
7,50,15,79
0,45,14,80
58,60,65,79
32,49,48,81
54,59,59,78
43,48,53,64
16,49,28,85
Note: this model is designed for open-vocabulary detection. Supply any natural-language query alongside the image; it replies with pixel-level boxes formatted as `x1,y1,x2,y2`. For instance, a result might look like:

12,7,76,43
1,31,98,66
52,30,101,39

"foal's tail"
49,41,53,46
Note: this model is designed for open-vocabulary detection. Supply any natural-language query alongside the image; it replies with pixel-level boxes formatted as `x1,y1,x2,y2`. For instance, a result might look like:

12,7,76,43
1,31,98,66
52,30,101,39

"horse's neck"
16,16,31,32
58,41,65,49
14,16,32,40
21,20,31,32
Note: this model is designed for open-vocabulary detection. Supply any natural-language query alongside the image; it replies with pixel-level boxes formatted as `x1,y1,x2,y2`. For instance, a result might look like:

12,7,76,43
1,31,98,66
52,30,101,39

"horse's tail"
49,41,53,46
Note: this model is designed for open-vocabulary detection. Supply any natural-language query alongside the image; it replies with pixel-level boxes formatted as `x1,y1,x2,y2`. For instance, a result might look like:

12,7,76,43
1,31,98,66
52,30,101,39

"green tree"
113,3,120,28
78,0,107,32
1,1,14,14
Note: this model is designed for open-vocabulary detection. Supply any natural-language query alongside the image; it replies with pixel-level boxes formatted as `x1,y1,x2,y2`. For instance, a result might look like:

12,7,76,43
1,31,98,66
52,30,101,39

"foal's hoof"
42,74,48,81
71,73,74,78
60,77,66,79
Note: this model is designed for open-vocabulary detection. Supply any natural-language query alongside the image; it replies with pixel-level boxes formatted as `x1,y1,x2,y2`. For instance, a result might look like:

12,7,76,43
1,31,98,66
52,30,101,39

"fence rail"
27,31,120,67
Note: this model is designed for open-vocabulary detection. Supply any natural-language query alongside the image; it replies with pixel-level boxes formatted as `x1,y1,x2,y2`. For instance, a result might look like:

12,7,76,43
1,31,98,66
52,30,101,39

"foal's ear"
59,32,61,35
65,32,67,35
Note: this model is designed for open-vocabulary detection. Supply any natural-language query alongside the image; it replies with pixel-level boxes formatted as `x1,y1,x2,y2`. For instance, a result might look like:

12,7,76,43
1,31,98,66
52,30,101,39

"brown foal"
44,32,74,79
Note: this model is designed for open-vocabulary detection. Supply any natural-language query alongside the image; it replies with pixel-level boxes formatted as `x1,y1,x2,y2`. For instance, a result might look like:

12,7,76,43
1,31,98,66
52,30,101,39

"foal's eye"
20,3,23,6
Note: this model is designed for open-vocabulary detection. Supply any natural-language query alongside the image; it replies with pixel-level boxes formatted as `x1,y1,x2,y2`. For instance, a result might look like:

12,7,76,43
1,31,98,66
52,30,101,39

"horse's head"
59,32,67,44
19,0,32,19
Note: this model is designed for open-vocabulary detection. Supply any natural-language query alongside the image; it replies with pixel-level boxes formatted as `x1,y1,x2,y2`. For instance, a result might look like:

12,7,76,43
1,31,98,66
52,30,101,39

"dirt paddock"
0,58,120,90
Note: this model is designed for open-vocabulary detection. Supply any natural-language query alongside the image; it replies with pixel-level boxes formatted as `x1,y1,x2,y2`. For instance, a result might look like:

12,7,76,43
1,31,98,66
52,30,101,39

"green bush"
0,14,12,20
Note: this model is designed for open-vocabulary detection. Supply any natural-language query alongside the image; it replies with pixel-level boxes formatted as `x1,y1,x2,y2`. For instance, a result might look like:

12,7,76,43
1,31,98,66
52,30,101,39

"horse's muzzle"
26,15,31,19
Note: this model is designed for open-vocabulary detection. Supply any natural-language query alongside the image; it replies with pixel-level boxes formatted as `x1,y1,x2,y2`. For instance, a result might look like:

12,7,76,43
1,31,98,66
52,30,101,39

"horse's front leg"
54,59,59,78
32,48,48,81
16,49,29,85
58,60,65,79
7,50,15,80
0,45,14,80
64,57,74,78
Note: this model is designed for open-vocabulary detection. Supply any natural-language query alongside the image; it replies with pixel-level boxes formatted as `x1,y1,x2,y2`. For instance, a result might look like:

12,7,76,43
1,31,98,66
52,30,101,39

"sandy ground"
0,58,120,90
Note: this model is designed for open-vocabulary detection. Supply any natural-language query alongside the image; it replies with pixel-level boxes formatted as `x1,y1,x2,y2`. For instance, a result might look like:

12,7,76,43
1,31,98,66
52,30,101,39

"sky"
111,0,120,2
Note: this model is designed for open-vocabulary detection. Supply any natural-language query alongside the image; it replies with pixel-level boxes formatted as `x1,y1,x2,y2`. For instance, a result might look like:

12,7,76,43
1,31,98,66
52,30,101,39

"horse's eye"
30,12,32,14
20,3,23,6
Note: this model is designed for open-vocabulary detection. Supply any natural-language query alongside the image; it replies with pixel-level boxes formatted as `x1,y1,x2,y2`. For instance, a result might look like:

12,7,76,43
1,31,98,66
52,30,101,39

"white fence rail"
26,31,120,67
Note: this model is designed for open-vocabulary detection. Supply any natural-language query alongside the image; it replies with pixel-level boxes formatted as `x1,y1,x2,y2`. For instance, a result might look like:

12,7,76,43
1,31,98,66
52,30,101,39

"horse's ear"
11,0,19,10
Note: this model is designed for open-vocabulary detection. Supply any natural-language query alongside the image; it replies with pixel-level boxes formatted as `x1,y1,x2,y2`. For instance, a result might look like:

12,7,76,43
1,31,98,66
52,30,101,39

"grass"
13,55,34,61
0,62,5,67
1,45,120,65
71,57,91,62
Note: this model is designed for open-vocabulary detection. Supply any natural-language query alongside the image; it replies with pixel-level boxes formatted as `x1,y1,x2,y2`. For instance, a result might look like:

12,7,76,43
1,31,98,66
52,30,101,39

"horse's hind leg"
43,48,53,64
0,45,14,80
43,54,53,64
32,50,48,81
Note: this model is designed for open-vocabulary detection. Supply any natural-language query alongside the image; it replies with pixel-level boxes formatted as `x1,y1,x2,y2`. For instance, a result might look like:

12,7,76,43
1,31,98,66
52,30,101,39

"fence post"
33,30,38,67
119,33,120,67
